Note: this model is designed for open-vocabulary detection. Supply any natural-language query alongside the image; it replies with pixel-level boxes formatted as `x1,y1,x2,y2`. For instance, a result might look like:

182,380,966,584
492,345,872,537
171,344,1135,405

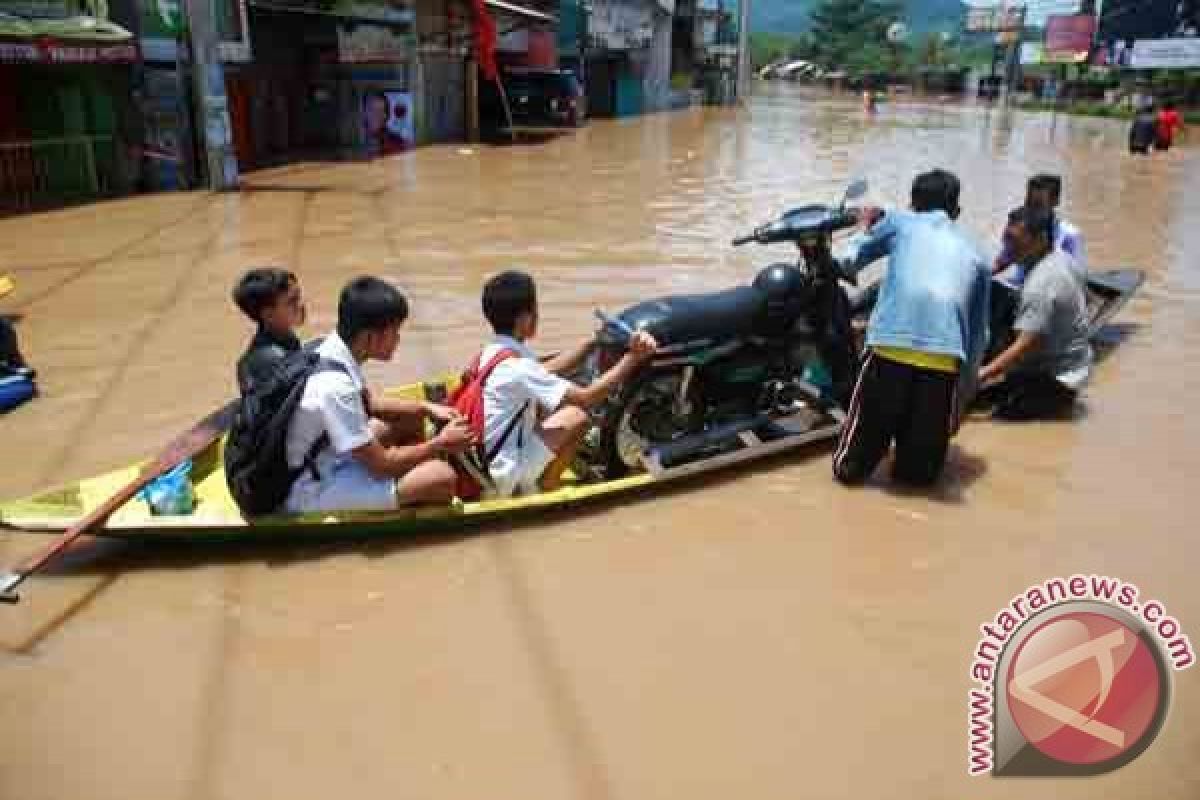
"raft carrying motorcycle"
0,180,1145,551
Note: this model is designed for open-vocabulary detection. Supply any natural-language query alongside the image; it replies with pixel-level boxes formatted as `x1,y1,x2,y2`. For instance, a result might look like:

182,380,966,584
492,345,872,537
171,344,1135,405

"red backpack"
446,349,528,500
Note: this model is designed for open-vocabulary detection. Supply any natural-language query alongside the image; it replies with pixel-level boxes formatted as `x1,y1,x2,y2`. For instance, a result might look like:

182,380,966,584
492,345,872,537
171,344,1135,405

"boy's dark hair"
482,270,537,335
1027,173,1062,204
910,169,961,218
232,267,296,322
337,276,409,343
1008,205,1055,245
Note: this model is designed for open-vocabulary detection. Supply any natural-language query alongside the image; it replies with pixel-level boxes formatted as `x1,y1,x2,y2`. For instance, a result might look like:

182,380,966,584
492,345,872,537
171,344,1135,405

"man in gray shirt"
977,206,1092,420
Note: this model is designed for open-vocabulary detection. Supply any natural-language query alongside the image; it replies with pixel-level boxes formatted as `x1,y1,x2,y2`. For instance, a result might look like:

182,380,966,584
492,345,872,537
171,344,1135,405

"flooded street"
2,86,1200,798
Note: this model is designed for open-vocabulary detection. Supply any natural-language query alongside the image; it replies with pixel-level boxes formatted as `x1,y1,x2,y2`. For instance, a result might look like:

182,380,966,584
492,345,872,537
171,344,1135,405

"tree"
789,32,818,61
807,0,903,74
750,32,802,69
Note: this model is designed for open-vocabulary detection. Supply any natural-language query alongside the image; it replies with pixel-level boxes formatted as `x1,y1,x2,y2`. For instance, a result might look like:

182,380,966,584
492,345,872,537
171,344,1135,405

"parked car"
479,68,587,140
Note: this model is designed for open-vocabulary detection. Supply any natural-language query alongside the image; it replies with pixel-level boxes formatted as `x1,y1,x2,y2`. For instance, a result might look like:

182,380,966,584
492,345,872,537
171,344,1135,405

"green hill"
750,0,966,36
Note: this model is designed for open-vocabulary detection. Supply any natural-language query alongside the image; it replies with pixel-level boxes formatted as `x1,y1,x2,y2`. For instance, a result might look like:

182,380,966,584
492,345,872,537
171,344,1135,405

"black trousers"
975,372,1077,420
833,352,959,487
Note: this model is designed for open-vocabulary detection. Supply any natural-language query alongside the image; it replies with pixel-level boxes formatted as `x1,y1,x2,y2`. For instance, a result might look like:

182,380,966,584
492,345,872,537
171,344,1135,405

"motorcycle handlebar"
594,309,634,347
731,233,756,247
829,209,859,232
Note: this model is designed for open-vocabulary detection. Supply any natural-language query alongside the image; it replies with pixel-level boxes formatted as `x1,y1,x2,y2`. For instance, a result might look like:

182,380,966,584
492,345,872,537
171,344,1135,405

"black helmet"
753,263,815,331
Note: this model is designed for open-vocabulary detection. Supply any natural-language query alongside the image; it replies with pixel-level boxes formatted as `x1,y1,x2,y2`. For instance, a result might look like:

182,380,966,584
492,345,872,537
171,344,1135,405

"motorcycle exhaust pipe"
649,415,775,470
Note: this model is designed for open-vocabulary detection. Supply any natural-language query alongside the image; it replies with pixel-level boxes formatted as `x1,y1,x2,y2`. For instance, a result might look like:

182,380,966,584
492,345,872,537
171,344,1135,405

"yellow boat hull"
0,372,840,542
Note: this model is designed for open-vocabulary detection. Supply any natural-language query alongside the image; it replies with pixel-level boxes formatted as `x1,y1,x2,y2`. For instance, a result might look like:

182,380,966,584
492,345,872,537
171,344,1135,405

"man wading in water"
976,206,1092,420
833,170,991,487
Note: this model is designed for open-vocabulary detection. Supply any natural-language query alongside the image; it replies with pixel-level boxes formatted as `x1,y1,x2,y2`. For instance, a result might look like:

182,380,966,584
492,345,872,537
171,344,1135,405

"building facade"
1,0,143,212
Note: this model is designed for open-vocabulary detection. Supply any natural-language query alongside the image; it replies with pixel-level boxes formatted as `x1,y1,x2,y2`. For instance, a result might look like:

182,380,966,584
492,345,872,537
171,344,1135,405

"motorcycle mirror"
841,178,868,207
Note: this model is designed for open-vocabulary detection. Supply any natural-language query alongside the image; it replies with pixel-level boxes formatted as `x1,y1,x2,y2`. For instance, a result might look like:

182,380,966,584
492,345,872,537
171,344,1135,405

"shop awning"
485,0,555,24
30,16,134,41
0,12,35,38
0,15,138,64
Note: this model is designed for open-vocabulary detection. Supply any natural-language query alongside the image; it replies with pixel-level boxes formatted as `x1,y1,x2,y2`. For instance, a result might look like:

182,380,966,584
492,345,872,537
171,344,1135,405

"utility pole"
182,0,239,189
736,0,751,102
1001,4,1025,108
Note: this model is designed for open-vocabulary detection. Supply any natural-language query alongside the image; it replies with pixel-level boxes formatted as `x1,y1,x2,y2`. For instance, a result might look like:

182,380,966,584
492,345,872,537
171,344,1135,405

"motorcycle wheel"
599,370,701,479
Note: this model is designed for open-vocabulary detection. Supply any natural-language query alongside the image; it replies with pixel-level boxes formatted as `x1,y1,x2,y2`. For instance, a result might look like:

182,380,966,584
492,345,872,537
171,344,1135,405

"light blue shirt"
841,209,992,390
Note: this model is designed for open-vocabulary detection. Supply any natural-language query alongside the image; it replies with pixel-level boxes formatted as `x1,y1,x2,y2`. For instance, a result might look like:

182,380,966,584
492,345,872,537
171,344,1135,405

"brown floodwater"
2,86,1199,799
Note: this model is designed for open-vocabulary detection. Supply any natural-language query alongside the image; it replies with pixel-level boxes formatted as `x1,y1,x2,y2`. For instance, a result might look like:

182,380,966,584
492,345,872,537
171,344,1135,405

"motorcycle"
586,179,868,478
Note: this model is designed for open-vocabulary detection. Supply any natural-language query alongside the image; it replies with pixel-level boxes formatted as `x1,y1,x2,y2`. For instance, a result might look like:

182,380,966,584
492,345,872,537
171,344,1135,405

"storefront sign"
1099,0,1199,42
362,90,412,156
337,22,410,62
1045,13,1095,52
1130,36,1200,67
44,39,136,59
1022,0,1080,29
0,35,137,61
1044,13,1095,61
140,0,183,36
965,5,1024,33
588,0,653,50
0,40,39,60
0,0,73,18
139,0,184,62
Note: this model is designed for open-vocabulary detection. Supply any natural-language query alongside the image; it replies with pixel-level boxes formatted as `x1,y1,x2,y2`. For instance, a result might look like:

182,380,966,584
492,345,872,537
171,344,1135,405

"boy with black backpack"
225,276,473,515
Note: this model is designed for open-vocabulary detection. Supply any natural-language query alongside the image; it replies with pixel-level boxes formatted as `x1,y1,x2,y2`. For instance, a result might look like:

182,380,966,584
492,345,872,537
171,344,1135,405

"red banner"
471,0,498,81
1045,14,1097,58
0,37,139,64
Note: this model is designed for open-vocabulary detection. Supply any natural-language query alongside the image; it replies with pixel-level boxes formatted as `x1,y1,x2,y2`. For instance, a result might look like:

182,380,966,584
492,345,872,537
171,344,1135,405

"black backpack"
224,349,349,516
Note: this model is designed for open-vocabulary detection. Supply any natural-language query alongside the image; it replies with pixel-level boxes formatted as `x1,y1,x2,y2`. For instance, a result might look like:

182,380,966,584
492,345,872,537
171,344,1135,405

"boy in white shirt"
478,271,657,497
284,276,475,512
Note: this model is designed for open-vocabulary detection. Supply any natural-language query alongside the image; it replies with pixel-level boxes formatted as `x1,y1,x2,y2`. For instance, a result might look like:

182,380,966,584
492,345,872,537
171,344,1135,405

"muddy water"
2,86,1200,799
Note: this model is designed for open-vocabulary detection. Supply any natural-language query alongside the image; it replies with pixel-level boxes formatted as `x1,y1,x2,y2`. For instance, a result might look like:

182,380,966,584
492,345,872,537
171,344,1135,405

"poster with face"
362,91,413,157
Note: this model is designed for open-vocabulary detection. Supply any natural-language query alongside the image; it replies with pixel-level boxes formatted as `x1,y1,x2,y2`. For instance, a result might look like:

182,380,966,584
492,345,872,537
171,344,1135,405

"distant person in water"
1156,101,1185,151
0,316,32,379
1130,103,1158,154
863,89,878,114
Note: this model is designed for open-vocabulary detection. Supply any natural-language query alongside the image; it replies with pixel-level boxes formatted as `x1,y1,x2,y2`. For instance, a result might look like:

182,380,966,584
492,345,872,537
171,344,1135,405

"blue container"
0,374,35,412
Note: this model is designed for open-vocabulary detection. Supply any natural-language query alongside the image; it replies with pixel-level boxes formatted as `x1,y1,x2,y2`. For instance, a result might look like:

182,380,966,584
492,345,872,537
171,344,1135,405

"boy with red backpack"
450,271,657,499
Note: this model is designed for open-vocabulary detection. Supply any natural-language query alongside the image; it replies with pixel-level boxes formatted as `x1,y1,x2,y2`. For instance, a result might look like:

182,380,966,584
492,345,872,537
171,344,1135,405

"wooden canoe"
0,268,1144,543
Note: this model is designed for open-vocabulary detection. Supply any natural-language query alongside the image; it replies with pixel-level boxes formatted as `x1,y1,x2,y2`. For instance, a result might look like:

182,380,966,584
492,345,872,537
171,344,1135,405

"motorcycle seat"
619,286,766,346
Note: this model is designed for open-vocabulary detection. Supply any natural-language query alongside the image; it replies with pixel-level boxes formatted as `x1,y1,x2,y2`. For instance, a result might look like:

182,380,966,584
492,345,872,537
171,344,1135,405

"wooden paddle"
0,399,239,604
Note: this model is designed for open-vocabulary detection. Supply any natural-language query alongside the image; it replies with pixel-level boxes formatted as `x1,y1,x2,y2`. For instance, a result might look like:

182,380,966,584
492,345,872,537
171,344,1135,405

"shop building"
219,0,417,170
585,0,670,117
0,0,143,212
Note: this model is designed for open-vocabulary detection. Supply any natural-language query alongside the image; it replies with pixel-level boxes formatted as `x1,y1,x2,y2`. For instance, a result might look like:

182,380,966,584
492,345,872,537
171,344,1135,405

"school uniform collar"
320,331,366,390
491,334,538,361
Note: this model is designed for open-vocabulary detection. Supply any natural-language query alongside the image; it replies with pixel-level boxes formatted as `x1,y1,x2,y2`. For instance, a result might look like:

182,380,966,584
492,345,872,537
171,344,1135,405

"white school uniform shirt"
1056,216,1087,283
480,335,571,498
284,332,397,512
